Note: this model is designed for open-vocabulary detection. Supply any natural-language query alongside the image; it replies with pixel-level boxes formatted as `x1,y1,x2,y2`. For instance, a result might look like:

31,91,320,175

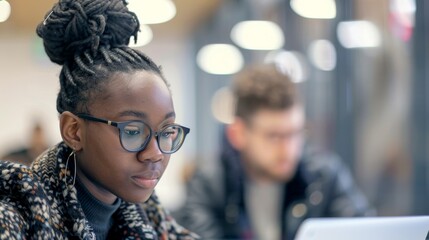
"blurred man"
179,64,374,240
1,122,48,166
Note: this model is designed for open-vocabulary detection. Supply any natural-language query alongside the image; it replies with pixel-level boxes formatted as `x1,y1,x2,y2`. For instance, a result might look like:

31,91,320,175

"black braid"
36,0,167,114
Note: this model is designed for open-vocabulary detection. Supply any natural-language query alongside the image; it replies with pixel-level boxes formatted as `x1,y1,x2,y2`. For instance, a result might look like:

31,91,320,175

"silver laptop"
295,216,429,240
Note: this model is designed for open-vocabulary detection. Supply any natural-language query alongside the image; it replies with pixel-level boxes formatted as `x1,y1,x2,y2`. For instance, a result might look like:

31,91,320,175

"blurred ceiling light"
197,44,244,75
129,24,153,47
211,87,236,124
290,0,336,19
230,21,284,50
337,21,381,48
308,39,336,71
0,0,11,23
265,50,308,83
127,0,176,24
390,0,416,15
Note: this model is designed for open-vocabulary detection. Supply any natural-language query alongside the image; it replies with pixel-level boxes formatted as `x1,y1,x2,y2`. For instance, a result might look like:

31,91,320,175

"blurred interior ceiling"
0,0,221,37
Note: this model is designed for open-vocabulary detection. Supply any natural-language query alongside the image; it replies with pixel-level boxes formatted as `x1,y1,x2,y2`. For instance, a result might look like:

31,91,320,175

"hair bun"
36,0,139,65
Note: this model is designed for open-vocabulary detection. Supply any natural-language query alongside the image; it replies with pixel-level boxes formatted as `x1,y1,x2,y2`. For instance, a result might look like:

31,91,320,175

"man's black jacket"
178,138,375,240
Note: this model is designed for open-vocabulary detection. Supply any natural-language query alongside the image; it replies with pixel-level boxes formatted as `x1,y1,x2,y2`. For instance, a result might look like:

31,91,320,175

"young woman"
0,0,197,239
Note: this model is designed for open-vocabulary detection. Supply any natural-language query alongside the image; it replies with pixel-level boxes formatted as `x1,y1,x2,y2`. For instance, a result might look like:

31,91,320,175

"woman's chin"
123,190,154,204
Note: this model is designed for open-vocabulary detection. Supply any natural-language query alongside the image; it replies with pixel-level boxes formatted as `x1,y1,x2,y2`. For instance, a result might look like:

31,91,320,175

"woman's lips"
132,171,161,189
132,177,158,189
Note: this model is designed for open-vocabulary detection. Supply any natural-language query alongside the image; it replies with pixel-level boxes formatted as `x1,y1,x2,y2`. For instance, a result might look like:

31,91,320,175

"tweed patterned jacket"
0,142,198,240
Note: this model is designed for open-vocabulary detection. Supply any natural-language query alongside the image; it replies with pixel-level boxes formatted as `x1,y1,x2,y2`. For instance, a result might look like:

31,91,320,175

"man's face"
239,106,305,182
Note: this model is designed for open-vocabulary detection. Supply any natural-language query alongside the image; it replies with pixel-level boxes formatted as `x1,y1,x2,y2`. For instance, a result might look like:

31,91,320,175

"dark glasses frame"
77,114,190,154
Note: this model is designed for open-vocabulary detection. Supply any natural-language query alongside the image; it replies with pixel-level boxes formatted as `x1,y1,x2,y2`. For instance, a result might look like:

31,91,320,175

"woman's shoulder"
0,160,43,207
0,198,28,238
0,160,59,238
0,159,35,187
0,160,36,237
0,160,53,212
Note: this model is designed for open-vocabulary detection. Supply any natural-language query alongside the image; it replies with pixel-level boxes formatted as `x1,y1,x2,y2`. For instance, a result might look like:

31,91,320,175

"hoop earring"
65,150,77,188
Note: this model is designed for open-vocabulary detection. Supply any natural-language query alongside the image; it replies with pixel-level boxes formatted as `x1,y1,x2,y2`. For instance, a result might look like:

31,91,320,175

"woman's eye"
161,130,175,138
124,129,141,136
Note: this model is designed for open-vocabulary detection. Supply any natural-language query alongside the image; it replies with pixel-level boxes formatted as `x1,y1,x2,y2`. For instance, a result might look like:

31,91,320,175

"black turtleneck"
75,177,121,240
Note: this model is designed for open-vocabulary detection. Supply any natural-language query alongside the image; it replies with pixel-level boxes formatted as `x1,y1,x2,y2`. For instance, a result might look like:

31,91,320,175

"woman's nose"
137,136,163,162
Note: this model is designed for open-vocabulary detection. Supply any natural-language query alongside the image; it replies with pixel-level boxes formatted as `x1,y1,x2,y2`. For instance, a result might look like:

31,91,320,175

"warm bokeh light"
127,0,176,24
337,21,381,48
0,0,11,23
230,21,284,50
129,24,153,47
308,39,336,71
265,50,308,83
197,44,244,75
211,87,235,124
290,0,336,19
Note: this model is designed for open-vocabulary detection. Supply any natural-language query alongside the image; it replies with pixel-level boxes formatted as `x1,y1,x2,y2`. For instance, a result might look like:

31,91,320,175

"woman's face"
76,70,174,204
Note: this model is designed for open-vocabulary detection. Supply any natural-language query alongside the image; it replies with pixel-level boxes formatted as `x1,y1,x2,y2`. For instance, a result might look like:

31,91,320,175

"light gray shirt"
245,180,284,240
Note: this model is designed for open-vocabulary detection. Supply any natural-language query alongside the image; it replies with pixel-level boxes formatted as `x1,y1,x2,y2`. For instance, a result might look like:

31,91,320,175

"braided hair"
36,0,167,114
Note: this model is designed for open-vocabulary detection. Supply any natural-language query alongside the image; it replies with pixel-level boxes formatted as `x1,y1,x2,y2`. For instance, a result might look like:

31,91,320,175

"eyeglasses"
77,114,190,154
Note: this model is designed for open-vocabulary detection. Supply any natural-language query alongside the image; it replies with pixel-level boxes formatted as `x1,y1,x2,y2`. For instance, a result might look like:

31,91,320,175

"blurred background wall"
1,0,428,216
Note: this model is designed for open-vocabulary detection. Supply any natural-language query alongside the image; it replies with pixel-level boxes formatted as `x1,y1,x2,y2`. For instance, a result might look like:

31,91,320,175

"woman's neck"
76,168,117,204
75,177,121,239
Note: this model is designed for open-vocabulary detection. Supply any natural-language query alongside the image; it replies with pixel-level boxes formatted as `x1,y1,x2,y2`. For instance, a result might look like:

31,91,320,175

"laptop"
294,216,429,240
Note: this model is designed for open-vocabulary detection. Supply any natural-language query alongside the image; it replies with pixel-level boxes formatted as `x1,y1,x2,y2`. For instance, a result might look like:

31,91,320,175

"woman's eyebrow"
118,111,148,119
165,112,176,120
117,111,175,120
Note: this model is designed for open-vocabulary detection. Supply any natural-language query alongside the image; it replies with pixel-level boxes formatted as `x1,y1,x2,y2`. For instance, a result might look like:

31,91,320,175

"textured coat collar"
30,142,159,239
0,142,197,239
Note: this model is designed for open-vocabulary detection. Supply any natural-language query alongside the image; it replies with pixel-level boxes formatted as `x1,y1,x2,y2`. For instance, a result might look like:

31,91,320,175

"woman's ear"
60,111,82,151
226,117,247,151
